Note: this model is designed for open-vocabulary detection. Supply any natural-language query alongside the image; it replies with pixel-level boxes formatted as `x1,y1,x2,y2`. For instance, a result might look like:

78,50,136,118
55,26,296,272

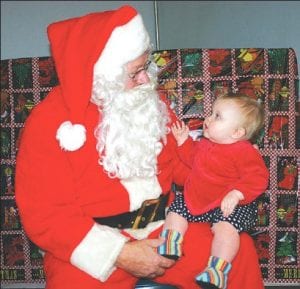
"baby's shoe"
195,256,231,289
157,229,183,260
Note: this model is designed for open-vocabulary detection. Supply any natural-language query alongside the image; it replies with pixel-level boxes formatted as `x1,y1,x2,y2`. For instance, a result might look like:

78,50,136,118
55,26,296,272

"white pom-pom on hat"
56,121,86,151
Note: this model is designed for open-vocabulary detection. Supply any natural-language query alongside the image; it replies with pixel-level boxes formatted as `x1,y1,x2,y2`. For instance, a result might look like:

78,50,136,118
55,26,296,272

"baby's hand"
221,190,244,218
171,121,189,146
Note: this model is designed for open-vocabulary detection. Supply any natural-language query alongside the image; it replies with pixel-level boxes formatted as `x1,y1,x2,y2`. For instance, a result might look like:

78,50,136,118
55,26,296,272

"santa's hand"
115,238,175,278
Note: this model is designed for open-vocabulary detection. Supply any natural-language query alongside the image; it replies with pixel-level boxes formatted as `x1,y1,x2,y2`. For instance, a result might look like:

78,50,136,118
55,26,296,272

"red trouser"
44,223,264,289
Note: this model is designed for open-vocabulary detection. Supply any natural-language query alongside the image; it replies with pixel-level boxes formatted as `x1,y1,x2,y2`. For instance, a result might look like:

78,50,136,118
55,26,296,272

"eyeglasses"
127,60,152,80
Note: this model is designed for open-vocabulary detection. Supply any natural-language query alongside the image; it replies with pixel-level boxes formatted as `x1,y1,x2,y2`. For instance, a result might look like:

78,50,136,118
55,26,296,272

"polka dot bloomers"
168,192,258,233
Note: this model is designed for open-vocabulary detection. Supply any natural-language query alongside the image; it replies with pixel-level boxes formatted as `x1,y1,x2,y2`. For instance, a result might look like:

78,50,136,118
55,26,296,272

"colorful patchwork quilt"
1,48,299,286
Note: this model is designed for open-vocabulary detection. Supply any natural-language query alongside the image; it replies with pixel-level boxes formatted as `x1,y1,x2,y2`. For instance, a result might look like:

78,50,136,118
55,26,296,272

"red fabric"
42,224,264,289
178,138,269,215
47,5,137,124
15,94,185,261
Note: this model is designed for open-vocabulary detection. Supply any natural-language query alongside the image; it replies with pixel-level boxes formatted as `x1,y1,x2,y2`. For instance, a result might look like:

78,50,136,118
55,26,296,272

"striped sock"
195,256,232,289
157,229,183,260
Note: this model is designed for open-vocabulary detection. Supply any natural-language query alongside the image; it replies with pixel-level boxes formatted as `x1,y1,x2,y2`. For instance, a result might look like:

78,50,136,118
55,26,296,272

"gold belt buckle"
131,198,161,229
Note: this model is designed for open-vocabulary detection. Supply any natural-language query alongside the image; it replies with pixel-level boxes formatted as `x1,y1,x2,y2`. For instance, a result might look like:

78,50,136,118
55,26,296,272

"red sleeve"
15,108,94,261
169,135,190,186
229,143,269,204
176,137,198,168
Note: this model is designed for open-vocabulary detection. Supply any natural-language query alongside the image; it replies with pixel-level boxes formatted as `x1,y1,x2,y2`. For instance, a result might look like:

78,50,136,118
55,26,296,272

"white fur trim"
121,176,162,211
124,220,164,240
94,14,150,81
56,121,86,151
70,224,128,282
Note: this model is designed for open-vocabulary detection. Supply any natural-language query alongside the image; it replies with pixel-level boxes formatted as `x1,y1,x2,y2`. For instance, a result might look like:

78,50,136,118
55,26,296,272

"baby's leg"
211,221,240,262
163,211,189,235
195,222,237,289
157,212,188,260
196,202,258,289
157,193,190,260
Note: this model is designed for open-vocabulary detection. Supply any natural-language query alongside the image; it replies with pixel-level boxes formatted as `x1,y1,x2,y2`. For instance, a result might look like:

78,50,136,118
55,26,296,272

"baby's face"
203,99,243,144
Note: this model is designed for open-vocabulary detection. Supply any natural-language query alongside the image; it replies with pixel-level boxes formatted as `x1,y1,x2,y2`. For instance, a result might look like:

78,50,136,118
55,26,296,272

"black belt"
94,193,169,229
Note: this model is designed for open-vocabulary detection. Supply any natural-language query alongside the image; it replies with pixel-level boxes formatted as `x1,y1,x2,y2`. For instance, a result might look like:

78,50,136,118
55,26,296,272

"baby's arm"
221,189,245,217
171,121,190,146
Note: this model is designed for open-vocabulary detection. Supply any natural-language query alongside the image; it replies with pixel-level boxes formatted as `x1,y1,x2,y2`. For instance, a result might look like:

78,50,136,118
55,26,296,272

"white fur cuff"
70,224,128,282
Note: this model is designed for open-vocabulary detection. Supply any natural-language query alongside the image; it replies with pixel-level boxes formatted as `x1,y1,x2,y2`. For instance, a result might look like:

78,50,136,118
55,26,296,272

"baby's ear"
232,127,246,139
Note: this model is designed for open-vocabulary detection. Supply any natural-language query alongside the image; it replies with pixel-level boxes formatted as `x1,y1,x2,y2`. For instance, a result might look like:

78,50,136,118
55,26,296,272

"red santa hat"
47,5,150,151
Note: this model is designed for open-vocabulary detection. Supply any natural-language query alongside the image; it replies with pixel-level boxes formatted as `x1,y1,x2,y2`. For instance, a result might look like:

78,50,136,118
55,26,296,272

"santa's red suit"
15,5,264,289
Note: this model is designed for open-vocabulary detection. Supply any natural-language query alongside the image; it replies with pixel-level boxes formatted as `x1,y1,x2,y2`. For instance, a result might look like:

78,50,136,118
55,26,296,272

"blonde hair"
216,94,264,141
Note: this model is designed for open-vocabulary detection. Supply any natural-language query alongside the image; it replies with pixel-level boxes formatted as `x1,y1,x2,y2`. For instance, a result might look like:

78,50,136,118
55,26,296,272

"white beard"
91,71,170,180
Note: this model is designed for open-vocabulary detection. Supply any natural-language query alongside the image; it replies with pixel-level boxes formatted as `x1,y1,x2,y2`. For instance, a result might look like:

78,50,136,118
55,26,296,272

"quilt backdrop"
1,48,299,286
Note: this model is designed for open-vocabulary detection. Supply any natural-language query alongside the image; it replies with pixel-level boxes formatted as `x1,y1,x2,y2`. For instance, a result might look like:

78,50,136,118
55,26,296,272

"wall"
2,1,300,63
157,1,300,54
0,1,156,59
